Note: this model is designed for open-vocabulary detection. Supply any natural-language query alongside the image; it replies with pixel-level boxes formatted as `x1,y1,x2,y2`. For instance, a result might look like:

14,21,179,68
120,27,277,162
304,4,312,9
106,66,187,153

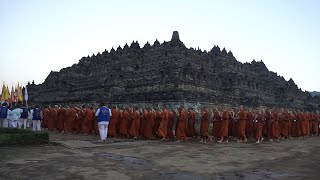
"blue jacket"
20,108,29,118
97,106,110,123
32,108,42,120
1,106,8,119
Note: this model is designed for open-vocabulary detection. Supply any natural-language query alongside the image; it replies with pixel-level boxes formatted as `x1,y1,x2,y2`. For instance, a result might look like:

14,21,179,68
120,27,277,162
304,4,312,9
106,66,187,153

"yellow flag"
1,83,9,101
18,83,23,102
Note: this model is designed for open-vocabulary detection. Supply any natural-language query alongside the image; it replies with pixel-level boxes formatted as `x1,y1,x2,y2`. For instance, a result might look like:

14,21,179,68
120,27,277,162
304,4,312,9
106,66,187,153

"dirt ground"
1,132,320,180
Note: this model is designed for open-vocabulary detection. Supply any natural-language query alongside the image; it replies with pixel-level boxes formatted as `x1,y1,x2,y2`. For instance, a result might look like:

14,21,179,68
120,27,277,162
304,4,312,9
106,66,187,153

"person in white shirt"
11,106,22,128
7,108,13,128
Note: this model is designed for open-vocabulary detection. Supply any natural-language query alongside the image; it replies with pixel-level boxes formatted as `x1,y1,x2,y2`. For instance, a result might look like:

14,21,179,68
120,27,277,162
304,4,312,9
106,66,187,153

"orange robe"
237,110,247,139
75,108,84,134
200,109,210,139
175,109,187,141
166,111,174,139
48,108,57,131
153,112,161,136
186,110,196,137
265,112,273,138
129,110,140,137
157,109,169,138
42,108,49,128
312,114,319,135
213,112,222,139
272,112,280,138
143,111,154,139
255,112,265,141
82,108,94,134
120,110,129,136
282,112,291,138
220,110,229,139
108,109,119,137
245,111,253,138
57,108,67,132
65,108,76,133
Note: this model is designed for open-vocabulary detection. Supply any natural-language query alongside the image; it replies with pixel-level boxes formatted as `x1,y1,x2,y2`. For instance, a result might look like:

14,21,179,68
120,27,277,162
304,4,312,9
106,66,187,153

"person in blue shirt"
0,102,9,128
20,105,30,129
95,103,112,142
31,105,42,131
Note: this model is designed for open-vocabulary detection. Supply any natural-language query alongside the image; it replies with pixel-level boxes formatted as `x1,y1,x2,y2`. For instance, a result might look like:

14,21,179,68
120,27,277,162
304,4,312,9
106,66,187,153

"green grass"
0,128,49,146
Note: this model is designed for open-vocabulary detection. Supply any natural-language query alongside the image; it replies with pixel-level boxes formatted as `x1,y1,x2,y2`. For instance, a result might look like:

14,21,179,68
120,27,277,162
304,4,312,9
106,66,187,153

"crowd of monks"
41,105,320,143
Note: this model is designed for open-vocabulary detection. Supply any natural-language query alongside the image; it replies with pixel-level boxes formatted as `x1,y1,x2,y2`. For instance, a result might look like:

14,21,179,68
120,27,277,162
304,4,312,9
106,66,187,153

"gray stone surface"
27,31,320,110
1,132,320,179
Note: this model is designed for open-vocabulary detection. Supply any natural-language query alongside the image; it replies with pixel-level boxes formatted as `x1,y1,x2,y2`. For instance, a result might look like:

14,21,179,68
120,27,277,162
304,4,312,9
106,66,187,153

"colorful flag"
1,83,9,101
18,83,23,102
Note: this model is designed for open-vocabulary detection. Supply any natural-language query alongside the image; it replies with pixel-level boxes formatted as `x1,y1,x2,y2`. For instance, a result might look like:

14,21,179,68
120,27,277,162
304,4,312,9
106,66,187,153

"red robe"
119,110,129,136
166,111,175,139
153,112,161,137
74,108,84,134
220,110,229,139
213,112,222,139
175,109,187,141
108,109,119,137
143,111,154,139
255,112,265,141
57,108,67,132
65,108,76,133
42,108,49,129
312,114,319,135
129,110,140,138
82,108,94,135
186,110,196,137
282,112,291,138
92,110,99,135
157,109,169,138
245,111,253,138
48,108,57,131
237,110,247,139
200,109,210,139
272,112,280,138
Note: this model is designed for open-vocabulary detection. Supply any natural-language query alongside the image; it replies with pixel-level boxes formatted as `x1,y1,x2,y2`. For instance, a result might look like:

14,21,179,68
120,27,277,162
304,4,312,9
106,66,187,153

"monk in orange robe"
175,107,187,142
129,109,141,138
265,111,273,140
92,108,99,135
312,113,319,136
245,111,254,138
218,109,229,143
282,111,291,139
213,110,222,139
300,112,307,138
229,110,237,137
157,107,169,139
166,110,175,139
82,107,94,135
48,107,57,131
237,106,247,142
108,107,119,137
272,111,280,141
57,106,67,132
306,113,311,137
143,109,155,139
153,111,161,137
65,107,76,134
254,111,265,143
186,108,196,138
200,108,210,143
42,107,49,129
119,109,129,137
74,107,84,134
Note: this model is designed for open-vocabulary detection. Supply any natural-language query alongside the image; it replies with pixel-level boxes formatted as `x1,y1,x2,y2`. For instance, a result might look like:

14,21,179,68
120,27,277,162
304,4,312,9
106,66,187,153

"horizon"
1,0,319,93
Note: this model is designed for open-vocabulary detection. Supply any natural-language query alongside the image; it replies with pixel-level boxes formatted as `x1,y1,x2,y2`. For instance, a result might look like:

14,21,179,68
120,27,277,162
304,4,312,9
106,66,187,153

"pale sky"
1,0,319,92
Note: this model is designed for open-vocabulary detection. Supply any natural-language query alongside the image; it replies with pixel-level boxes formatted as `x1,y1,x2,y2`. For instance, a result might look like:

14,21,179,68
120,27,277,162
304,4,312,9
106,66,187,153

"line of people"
2,102,319,143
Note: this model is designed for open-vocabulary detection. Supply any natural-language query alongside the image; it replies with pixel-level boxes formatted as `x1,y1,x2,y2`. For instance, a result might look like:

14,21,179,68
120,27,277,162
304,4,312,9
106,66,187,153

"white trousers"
2,118,8,128
18,118,24,128
98,121,109,140
23,118,29,129
11,120,18,128
32,120,41,131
